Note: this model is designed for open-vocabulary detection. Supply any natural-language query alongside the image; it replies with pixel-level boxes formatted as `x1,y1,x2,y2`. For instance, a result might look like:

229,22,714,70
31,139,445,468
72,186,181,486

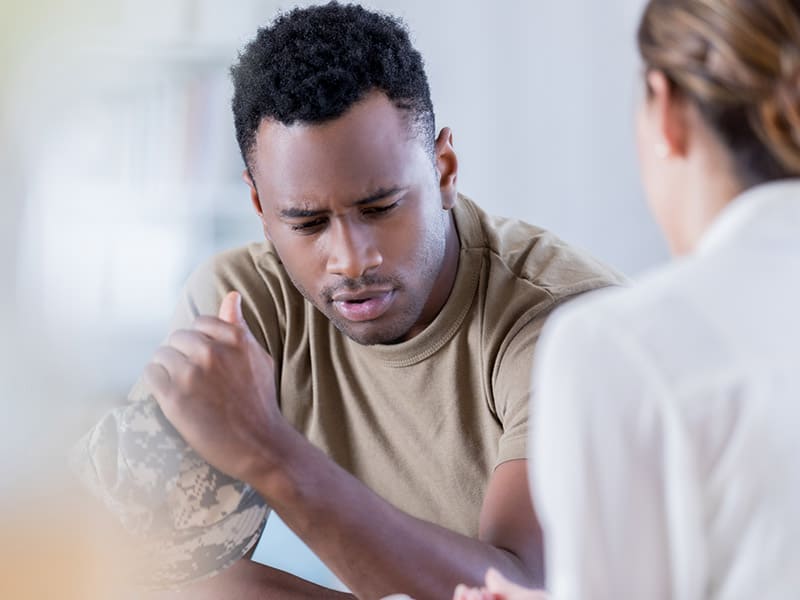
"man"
80,3,624,598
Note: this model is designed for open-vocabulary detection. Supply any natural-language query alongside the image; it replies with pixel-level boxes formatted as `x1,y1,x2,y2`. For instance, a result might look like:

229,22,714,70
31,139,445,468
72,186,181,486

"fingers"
453,584,493,600
145,345,203,424
453,585,469,600
166,319,243,365
192,316,246,345
484,568,546,599
218,291,244,325
166,329,213,358
143,362,170,398
485,568,510,590
151,345,190,374
143,353,188,425
170,292,253,346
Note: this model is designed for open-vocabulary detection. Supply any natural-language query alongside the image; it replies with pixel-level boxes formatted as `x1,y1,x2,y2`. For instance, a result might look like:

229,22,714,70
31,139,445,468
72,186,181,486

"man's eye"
291,218,326,232
364,201,399,216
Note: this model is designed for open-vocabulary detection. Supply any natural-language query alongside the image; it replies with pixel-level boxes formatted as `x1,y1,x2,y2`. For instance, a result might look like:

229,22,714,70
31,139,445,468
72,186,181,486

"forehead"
250,92,430,206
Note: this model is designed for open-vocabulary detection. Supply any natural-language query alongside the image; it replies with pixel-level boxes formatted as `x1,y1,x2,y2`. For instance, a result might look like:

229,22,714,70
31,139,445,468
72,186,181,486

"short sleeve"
492,313,546,467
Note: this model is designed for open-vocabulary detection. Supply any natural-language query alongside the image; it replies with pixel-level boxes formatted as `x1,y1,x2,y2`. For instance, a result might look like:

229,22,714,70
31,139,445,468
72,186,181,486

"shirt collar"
696,178,800,255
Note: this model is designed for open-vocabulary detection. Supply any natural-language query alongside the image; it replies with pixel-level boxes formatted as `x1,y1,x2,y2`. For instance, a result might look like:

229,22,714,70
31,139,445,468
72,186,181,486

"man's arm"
268,453,541,599
145,292,544,599
146,558,353,600
149,460,539,600
152,459,539,599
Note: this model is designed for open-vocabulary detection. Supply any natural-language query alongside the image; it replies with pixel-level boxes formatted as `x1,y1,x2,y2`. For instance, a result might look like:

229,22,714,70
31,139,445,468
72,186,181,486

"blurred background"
1,0,660,594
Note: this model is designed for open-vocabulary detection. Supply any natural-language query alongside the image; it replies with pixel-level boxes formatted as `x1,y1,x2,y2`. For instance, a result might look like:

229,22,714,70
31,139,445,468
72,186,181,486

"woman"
456,0,800,598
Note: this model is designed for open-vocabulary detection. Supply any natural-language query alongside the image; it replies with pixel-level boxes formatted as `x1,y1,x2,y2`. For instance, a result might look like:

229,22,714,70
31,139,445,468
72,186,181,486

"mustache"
321,274,401,302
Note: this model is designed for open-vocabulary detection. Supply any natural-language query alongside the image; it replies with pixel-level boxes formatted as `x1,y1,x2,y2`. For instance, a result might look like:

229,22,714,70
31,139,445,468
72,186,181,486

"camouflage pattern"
71,395,269,588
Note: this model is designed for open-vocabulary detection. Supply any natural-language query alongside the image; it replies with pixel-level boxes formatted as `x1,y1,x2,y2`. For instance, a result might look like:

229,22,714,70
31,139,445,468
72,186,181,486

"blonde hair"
638,0,800,185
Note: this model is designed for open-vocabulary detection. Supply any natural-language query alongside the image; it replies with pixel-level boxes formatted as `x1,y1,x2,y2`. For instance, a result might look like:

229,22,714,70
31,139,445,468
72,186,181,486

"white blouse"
530,180,800,600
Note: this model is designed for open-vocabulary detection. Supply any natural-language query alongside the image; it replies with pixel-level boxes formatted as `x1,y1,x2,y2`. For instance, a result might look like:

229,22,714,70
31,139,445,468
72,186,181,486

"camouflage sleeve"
72,251,273,589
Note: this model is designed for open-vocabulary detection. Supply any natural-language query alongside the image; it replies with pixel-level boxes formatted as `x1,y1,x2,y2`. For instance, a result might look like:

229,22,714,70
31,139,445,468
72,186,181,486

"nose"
325,219,383,279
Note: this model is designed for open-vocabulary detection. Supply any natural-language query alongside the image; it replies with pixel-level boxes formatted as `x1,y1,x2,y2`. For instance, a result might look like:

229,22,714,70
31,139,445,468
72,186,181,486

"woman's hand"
453,568,549,600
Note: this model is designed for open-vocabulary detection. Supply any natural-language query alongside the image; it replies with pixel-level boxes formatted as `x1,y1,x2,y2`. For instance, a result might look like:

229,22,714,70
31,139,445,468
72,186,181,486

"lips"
331,289,395,322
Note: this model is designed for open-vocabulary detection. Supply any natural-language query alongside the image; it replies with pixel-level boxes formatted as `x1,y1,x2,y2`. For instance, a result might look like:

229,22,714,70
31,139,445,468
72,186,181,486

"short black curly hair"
230,2,436,172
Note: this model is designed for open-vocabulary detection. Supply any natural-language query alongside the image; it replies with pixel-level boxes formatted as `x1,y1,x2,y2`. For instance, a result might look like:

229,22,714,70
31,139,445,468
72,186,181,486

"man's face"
247,92,457,345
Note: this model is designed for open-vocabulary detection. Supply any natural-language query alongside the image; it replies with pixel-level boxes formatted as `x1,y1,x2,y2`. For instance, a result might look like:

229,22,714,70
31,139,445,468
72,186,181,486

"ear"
646,70,690,159
243,169,263,215
434,127,458,210
243,169,272,241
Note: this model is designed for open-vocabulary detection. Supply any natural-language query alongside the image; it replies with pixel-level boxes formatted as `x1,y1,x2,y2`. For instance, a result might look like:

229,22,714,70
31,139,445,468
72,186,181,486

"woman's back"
530,179,800,599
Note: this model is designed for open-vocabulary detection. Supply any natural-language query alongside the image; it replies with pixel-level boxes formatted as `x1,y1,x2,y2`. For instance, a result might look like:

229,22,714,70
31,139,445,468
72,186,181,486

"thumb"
218,290,245,326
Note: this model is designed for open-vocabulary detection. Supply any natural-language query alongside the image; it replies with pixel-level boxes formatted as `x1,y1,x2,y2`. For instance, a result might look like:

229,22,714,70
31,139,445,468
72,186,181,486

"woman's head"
635,0,800,254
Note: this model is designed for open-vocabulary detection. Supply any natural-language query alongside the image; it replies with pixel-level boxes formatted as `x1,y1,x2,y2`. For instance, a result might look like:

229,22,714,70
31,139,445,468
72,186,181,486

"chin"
337,323,407,346
326,313,413,346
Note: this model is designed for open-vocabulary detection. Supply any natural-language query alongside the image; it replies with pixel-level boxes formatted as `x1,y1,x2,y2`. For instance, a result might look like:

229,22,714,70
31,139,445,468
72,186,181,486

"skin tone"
245,91,460,346
144,91,544,599
452,568,548,600
449,70,747,600
636,70,743,257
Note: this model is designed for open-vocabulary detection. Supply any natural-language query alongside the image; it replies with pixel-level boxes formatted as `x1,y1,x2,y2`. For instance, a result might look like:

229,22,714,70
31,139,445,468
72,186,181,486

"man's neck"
402,211,460,341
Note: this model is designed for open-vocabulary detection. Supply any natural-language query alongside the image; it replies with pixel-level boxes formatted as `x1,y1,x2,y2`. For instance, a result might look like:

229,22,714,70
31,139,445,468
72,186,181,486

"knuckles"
193,340,219,369
191,315,248,346
229,327,247,346
178,362,204,388
164,386,185,410
149,321,272,403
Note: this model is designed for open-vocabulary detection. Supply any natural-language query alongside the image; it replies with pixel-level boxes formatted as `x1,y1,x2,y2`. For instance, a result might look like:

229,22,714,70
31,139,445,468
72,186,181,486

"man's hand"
144,291,284,483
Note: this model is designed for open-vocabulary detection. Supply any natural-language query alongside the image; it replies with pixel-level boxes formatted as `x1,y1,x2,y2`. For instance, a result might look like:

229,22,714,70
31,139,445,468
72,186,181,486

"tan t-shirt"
138,195,625,538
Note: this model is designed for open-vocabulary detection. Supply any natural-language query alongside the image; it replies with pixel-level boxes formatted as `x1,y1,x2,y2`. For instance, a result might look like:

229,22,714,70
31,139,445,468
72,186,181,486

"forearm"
144,558,354,600
257,428,540,600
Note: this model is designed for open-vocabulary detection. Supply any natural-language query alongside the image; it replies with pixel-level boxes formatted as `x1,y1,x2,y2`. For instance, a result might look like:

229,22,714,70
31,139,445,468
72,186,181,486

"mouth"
331,288,395,322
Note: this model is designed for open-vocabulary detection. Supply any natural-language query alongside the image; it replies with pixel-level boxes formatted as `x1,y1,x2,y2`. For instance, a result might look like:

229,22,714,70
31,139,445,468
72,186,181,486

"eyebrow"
278,187,406,219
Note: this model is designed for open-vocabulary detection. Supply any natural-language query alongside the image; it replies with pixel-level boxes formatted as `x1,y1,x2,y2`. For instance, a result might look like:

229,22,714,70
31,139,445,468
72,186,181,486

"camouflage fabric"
72,396,269,588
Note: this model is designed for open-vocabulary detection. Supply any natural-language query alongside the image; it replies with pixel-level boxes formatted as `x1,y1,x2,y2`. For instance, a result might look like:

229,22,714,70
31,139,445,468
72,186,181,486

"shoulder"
186,242,290,298
188,243,280,290
535,256,723,398
180,243,301,332
455,196,629,305
530,286,673,448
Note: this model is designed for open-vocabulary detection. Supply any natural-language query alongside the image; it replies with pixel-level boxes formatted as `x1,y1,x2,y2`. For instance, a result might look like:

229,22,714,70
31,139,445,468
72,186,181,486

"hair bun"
756,43,800,173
